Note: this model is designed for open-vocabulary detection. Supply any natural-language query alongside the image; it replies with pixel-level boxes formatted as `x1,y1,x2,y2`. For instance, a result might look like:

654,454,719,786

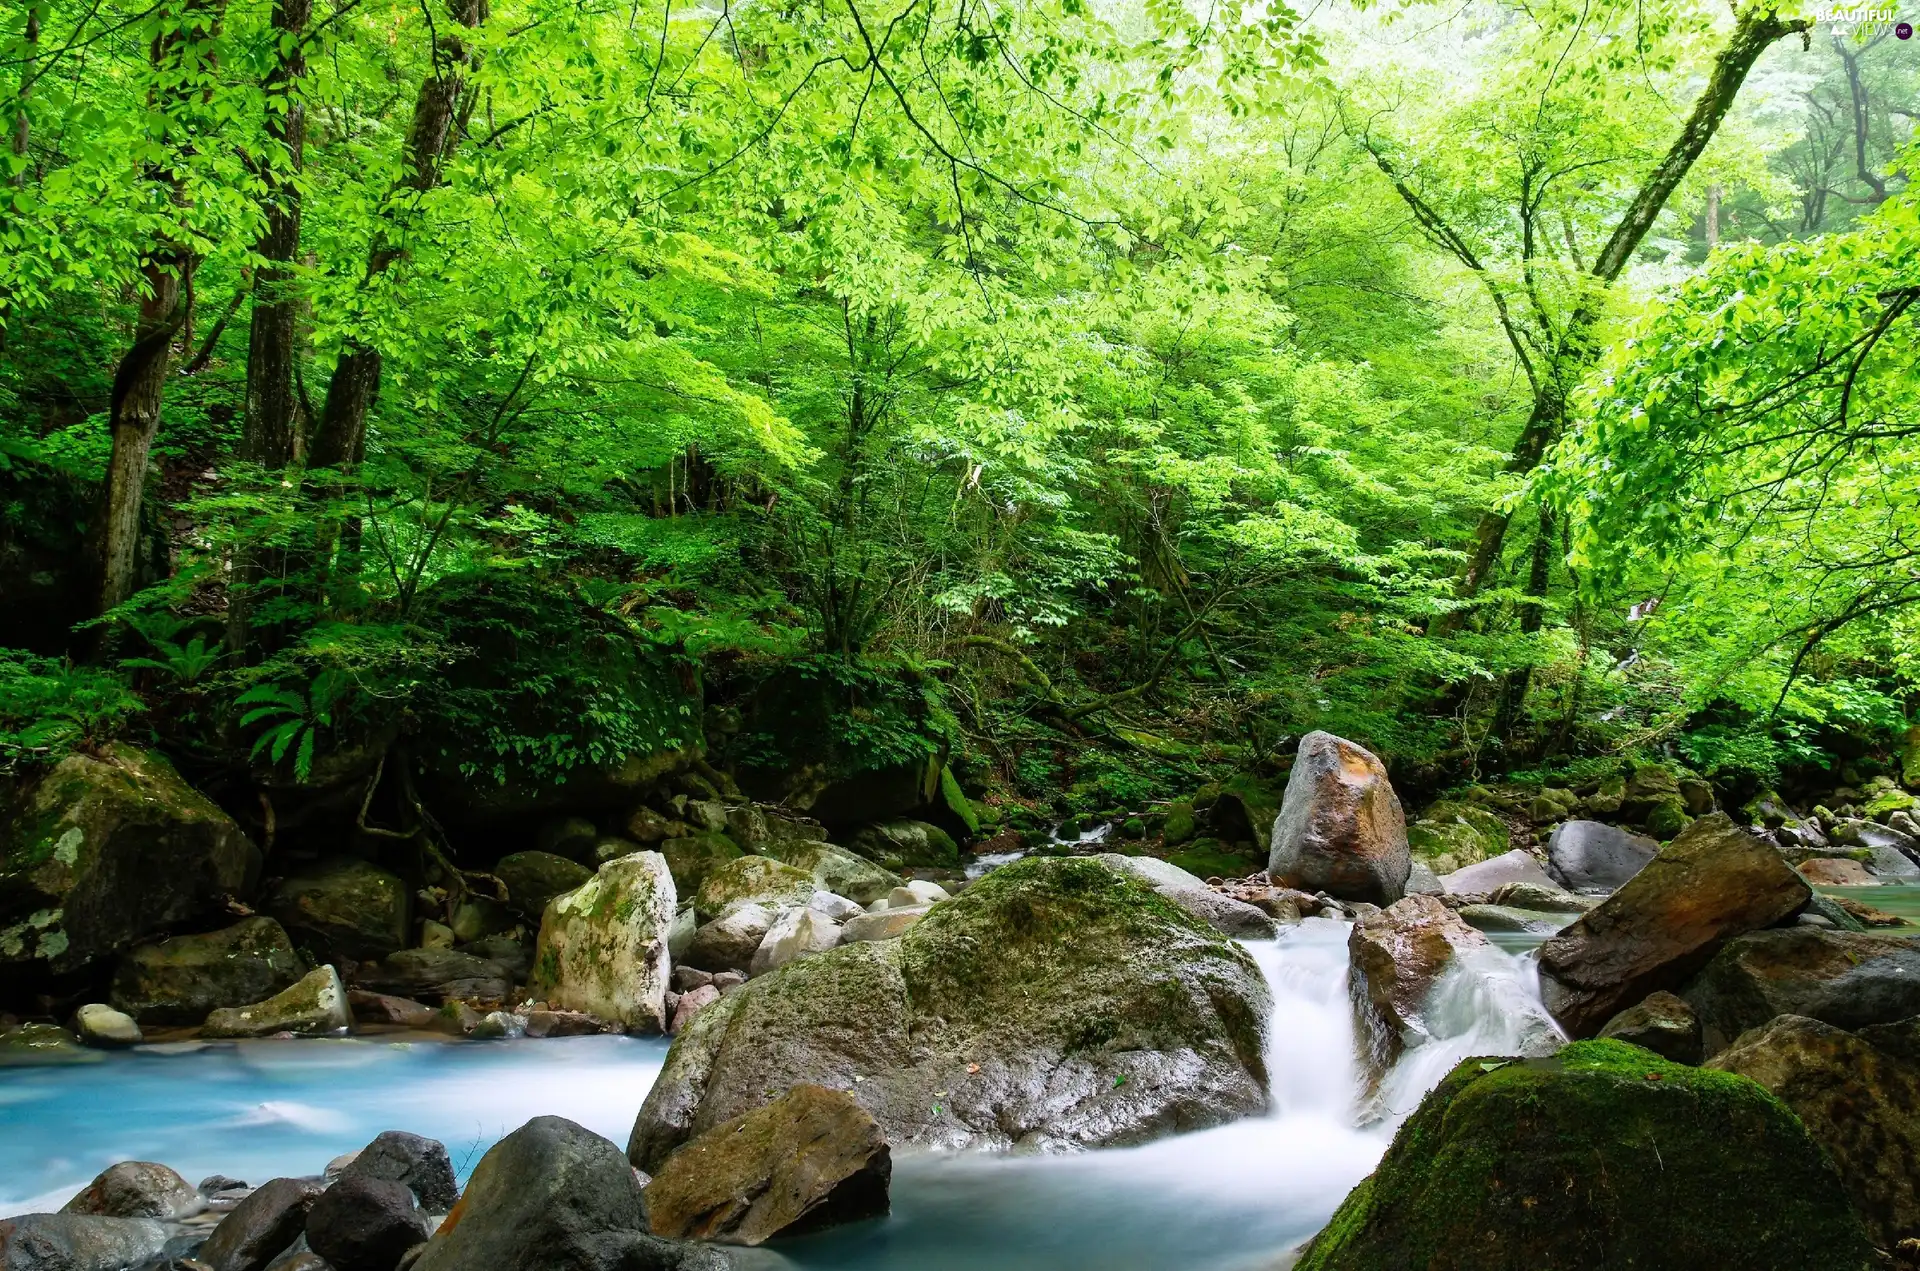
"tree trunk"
307,0,484,472
10,3,37,182
1706,183,1721,247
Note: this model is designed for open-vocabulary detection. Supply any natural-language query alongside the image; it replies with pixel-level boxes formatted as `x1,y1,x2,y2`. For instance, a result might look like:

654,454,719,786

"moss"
1645,796,1692,839
658,833,743,894
694,855,816,920
941,766,980,836
1298,1040,1875,1271
1407,801,1508,866
1168,840,1260,880
1161,801,1197,846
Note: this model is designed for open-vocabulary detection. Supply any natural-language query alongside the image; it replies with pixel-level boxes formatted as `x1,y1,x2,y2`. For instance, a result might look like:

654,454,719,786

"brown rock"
670,985,720,1034
1798,858,1878,887
349,991,438,1030
1711,1014,1920,1249
644,1084,890,1246
1682,927,1920,1057
61,1161,203,1220
1266,731,1410,905
1596,990,1703,1065
199,1178,323,1271
1538,814,1810,1037
523,1008,614,1038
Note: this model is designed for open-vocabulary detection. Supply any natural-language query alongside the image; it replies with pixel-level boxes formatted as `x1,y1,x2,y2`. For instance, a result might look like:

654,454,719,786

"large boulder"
643,1083,890,1245
692,856,815,923
410,1116,722,1271
682,903,778,974
749,906,843,978
756,838,901,907
0,1214,171,1270
202,965,350,1038
1405,800,1509,874
1681,927,1920,1057
304,1175,430,1271
630,857,1270,1169
339,1131,459,1213
197,1177,322,1271
61,1162,202,1220
1537,814,1810,1038
1710,1014,1920,1249
1439,849,1555,896
654,834,743,896
1544,821,1659,894
109,917,304,1025
1093,854,1277,939
1348,896,1559,1095
1295,1040,1875,1271
1268,732,1410,905
0,745,259,974
494,851,592,923
530,851,675,1033
265,858,410,962
844,820,960,872
353,948,512,1006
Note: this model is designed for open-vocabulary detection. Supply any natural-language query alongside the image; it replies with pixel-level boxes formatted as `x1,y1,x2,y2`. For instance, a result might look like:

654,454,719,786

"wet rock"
0,744,260,974
1538,814,1810,1038
1682,927,1920,1057
1267,732,1410,905
305,1175,430,1271
1595,990,1702,1065
411,1116,723,1271
624,805,691,845
69,1004,140,1048
534,815,600,865
529,851,675,1034
199,1178,323,1271
1294,1040,1873,1271
654,834,742,895
266,859,410,962
458,935,529,983
340,1132,457,1213
1710,1014,1920,1249
0,1022,95,1066
844,820,960,872
61,1162,202,1221
749,907,842,978
669,986,720,1034
840,906,930,943
353,949,512,1007
108,917,305,1026
1348,895,1559,1094
645,1084,890,1245
694,857,818,922
202,966,350,1038
1798,858,1878,886
1440,849,1555,895
348,992,437,1030
0,1214,170,1271
1094,855,1278,939
1454,904,1568,936
523,1008,616,1038
631,857,1272,1167
494,852,592,923
756,838,902,907
683,903,778,974
1487,881,1597,913
1545,821,1659,895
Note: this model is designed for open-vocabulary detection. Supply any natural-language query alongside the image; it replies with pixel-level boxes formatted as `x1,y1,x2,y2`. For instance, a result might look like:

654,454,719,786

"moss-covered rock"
1297,1040,1875,1271
756,838,900,907
844,819,959,872
630,857,1270,1169
265,858,410,962
655,833,745,896
530,851,675,1033
1,745,260,974
202,965,351,1038
1406,801,1509,873
1161,801,1197,846
494,851,593,922
0,1021,99,1066
1210,774,1285,852
693,856,817,922
110,917,304,1025
940,767,980,838
1167,839,1262,880
1903,724,1920,792
1865,787,1918,822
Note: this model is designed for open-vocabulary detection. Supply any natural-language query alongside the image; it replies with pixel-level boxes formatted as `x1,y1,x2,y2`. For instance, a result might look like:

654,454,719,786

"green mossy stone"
1645,796,1692,840
757,838,901,907
1162,801,1197,846
845,820,960,872
495,851,594,922
1297,1040,1874,1271
656,833,744,895
1168,839,1261,881
941,767,981,837
694,855,817,922
1406,801,1509,866
110,917,304,1025
1864,788,1917,821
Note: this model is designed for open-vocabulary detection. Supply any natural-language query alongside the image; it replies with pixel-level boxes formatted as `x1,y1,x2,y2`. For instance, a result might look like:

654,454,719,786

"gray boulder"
197,1177,322,1271
1267,732,1410,905
1683,927,1920,1057
1596,990,1702,1065
202,966,350,1038
1094,855,1277,939
631,857,1271,1168
339,1132,457,1213
0,1214,170,1270
757,838,902,906
682,904,777,975
353,949,512,1006
61,1162,202,1220
109,917,304,1025
305,1175,429,1271
529,851,675,1033
69,1005,140,1049
1545,821,1659,894
1441,849,1556,895
494,851,593,922
266,859,409,962
0,745,260,974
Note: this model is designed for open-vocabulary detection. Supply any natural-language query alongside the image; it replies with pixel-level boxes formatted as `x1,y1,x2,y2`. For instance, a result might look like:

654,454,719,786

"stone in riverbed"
1294,1040,1874,1271
61,1161,202,1220
1405,800,1509,875
1709,1014,1920,1250
349,991,438,1030
1093,854,1277,940
529,851,675,1033
202,966,350,1039
109,916,305,1026
693,856,816,923
655,834,743,895
304,1175,431,1271
1453,904,1568,936
682,903,777,974
353,948,513,1006
1798,857,1878,886
757,838,902,907
670,986,720,1034
0,1214,170,1271
266,858,410,962
198,1177,323,1271
494,851,593,923
630,856,1271,1168
840,905,929,943
1682,926,1920,1057
0,744,261,974
1596,990,1702,1065
645,1084,890,1245
844,820,960,872
1487,881,1597,913
70,1003,141,1048
749,907,842,977
524,1008,616,1038
1537,814,1810,1038
1440,849,1555,895
339,1132,458,1213
410,1116,724,1271
1545,821,1659,894
1267,732,1410,905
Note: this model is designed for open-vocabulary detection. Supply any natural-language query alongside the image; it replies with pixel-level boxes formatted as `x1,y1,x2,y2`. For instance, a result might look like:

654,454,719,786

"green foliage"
236,671,348,784
0,650,144,771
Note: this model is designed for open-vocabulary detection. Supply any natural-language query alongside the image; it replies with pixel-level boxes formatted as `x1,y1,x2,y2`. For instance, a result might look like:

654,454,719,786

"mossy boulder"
1168,838,1262,881
656,833,745,896
1903,724,1920,791
940,767,980,838
844,819,959,872
110,917,305,1025
757,838,901,907
530,851,675,1033
202,965,351,1038
630,857,1271,1169
1296,1040,1875,1271
265,858,410,961
1161,801,1197,846
494,851,593,922
1681,927,1920,1057
1,745,260,974
1866,787,1918,822
693,856,817,922
1210,773,1285,852
1406,801,1509,874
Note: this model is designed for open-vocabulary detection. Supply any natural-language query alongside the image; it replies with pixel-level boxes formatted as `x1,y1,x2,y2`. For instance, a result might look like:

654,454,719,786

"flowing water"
0,920,1559,1270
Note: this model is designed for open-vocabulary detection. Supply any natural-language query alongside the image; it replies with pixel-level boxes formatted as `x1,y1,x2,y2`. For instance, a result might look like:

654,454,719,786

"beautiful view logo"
1815,6,1897,20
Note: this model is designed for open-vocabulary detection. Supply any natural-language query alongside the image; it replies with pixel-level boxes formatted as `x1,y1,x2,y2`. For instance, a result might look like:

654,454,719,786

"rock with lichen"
529,851,675,1033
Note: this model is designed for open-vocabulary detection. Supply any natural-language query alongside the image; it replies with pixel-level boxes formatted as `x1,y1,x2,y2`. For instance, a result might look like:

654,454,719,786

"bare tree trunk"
1837,35,1888,204
9,3,37,182
1706,183,1721,247
96,0,229,616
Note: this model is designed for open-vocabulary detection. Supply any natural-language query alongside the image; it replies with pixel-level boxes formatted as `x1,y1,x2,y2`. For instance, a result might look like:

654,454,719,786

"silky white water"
0,918,1559,1269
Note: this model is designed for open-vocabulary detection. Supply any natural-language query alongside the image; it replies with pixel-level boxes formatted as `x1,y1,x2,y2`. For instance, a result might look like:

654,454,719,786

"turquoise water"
1820,884,1920,927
